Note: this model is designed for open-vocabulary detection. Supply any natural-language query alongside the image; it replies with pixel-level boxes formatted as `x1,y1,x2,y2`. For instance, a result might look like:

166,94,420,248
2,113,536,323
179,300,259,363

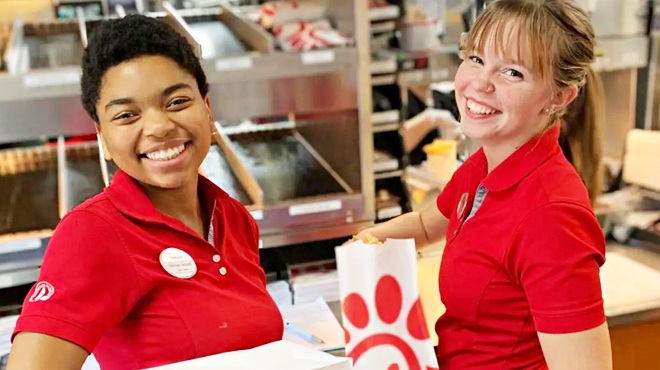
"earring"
486,85,494,93
545,108,553,114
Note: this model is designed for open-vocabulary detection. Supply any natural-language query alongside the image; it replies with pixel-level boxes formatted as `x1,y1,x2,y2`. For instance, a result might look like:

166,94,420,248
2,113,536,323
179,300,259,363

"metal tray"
62,142,106,212
0,146,59,235
229,129,349,205
201,144,251,205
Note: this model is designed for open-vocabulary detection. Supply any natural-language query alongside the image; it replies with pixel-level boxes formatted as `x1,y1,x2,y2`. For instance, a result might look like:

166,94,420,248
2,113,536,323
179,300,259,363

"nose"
471,70,495,94
141,108,175,138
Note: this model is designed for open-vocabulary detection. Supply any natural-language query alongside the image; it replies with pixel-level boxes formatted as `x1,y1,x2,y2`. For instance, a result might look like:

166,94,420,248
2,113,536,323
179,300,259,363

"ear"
204,95,215,132
548,84,579,113
97,129,112,161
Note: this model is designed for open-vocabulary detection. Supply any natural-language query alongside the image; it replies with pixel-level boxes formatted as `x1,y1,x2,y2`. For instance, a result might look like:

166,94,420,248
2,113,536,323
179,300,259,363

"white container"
402,0,445,51
401,21,441,52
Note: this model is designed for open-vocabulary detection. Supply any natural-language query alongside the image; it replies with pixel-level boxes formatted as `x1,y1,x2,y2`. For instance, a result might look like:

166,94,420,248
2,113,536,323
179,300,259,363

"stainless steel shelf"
0,48,359,144
201,47,358,84
368,5,400,22
371,74,397,86
371,110,400,125
370,53,397,75
260,214,371,249
376,204,403,220
374,169,404,180
371,21,396,34
373,122,400,133
0,267,40,290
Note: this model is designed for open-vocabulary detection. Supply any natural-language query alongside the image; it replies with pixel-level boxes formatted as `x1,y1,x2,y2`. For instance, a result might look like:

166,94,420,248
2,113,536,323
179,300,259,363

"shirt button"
219,267,227,276
213,254,221,263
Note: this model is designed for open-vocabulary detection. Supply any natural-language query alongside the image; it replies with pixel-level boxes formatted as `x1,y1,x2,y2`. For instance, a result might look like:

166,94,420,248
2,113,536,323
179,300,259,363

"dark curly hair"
81,15,209,123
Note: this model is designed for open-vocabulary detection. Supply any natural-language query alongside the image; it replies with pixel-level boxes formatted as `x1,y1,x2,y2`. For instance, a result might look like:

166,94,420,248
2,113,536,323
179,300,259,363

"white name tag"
159,248,197,279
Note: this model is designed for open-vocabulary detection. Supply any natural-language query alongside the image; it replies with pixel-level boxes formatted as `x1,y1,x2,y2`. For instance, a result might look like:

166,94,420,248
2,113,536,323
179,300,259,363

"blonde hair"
562,66,604,203
460,0,603,202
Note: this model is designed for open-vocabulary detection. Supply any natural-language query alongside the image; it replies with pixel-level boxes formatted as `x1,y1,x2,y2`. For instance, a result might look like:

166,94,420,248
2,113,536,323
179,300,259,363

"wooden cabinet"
611,319,660,370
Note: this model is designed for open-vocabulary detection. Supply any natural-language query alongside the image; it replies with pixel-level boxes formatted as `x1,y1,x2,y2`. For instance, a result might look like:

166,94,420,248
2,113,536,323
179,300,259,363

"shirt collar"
480,124,562,192
105,170,228,224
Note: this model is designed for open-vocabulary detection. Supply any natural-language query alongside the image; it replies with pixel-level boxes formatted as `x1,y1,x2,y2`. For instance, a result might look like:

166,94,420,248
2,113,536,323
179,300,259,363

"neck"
141,176,205,236
481,129,542,172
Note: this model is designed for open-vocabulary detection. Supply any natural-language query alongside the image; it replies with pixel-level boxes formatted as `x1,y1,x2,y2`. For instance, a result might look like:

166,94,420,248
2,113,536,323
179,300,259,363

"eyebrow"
104,83,193,112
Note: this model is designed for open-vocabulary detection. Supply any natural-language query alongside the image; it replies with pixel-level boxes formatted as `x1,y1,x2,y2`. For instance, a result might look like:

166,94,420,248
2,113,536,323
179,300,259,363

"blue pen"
285,323,325,345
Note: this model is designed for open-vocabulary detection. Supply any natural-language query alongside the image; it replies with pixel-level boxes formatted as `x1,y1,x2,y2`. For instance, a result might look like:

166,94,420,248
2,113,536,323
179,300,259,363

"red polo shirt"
13,170,283,370
435,125,606,370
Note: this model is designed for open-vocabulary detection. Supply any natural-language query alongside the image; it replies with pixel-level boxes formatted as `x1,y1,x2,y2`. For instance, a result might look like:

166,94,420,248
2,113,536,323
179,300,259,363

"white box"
145,340,351,370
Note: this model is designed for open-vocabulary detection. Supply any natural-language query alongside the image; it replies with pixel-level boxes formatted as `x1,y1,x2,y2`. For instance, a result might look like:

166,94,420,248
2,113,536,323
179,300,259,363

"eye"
468,55,484,65
167,97,191,110
504,69,524,79
113,112,137,121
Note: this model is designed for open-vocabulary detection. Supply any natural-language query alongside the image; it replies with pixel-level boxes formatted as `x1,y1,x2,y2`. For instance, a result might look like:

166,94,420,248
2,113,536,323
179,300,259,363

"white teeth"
467,100,497,115
145,144,186,161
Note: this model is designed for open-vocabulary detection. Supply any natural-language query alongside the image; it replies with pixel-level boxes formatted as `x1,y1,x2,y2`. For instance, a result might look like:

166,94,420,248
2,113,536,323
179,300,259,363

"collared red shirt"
13,170,283,370
435,124,606,370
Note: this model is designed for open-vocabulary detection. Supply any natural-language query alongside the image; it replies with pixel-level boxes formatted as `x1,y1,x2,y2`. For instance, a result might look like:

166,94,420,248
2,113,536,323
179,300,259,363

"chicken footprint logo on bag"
342,275,439,370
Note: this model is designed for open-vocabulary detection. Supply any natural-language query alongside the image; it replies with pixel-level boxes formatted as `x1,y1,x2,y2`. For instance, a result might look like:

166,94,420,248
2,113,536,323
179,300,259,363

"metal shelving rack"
0,0,375,289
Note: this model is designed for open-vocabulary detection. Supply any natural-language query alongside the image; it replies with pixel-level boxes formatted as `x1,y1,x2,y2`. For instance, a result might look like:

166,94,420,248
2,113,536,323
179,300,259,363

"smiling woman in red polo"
8,16,282,370
353,1,612,370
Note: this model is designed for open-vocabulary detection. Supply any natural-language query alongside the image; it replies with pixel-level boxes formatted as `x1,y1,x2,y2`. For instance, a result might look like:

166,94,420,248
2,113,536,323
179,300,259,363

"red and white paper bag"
336,239,439,370
260,1,326,29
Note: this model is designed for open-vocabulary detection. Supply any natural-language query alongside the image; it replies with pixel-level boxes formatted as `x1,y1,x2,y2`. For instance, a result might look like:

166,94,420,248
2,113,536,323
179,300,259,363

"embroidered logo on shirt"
29,281,55,302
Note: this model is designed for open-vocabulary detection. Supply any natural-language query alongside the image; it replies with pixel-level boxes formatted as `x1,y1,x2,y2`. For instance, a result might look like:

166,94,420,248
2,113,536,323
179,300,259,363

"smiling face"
96,55,213,190
454,18,577,149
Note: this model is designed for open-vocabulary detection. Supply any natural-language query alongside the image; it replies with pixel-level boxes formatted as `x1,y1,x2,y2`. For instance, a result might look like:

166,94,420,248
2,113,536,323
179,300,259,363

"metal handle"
97,134,110,188
115,4,127,18
76,7,88,48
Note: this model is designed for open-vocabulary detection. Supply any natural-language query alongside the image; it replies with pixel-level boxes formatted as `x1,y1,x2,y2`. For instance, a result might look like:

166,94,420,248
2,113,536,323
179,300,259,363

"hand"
345,228,381,245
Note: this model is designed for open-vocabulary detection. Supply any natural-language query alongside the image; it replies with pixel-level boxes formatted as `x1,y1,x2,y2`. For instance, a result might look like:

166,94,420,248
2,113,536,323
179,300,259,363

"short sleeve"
508,202,606,334
436,166,462,218
12,210,145,353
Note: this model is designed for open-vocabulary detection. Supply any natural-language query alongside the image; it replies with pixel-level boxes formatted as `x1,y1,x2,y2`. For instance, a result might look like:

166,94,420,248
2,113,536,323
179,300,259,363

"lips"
144,143,187,161
466,99,500,115
139,140,191,161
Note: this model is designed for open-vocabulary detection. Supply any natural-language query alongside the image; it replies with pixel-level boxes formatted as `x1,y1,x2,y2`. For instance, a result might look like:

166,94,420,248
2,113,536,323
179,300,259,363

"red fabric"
13,170,283,370
434,125,606,370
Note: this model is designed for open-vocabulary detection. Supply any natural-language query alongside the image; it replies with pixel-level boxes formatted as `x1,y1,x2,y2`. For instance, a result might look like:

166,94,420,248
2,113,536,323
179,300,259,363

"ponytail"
561,66,604,205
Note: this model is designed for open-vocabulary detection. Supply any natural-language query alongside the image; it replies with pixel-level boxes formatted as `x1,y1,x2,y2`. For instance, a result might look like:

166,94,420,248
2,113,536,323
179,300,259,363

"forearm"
8,332,88,370
367,212,430,250
539,323,612,370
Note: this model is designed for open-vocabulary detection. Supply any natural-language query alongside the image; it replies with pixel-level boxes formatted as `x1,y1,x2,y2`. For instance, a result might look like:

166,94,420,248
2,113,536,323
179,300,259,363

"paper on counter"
144,340,351,370
602,251,660,317
279,297,345,352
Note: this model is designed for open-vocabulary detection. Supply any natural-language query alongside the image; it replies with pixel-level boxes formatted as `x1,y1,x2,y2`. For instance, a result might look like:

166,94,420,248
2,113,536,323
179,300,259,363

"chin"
459,119,495,142
145,172,196,189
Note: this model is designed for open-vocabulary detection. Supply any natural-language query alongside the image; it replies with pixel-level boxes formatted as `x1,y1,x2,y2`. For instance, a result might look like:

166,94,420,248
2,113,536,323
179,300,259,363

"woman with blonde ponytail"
353,1,612,369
